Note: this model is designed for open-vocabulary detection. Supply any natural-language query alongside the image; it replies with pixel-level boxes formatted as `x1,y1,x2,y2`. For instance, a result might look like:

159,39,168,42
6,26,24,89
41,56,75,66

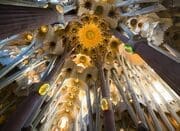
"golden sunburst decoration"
65,14,111,61
78,22,103,49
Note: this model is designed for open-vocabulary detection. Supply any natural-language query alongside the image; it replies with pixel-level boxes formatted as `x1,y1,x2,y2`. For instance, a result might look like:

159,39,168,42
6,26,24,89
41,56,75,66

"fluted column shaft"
0,4,58,39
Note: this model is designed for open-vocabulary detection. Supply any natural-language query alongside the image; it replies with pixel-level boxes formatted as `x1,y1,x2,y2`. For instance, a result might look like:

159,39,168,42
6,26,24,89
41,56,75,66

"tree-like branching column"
1,44,74,131
0,4,59,39
96,55,116,131
113,30,180,96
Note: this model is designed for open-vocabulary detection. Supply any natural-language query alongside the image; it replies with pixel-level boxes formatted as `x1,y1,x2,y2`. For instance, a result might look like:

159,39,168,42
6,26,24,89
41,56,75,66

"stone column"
0,4,59,39
113,30,180,95
98,64,116,131
134,42,180,95
1,49,72,131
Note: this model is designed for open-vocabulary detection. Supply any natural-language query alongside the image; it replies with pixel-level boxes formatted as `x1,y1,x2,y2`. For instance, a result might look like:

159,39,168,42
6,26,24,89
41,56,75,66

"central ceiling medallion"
64,14,112,60
78,22,103,49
